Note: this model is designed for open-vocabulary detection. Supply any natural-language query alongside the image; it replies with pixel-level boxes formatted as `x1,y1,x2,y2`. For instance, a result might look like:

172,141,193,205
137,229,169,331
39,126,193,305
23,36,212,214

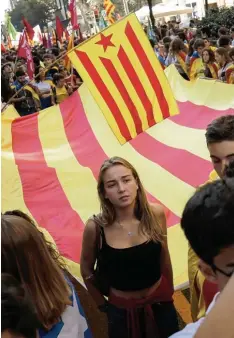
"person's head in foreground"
181,161,234,292
1,273,40,338
1,211,71,330
205,115,234,178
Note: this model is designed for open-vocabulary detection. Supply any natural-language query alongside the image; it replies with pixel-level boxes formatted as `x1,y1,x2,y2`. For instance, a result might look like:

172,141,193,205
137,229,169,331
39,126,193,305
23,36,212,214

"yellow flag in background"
104,0,115,24
68,14,179,144
64,32,74,72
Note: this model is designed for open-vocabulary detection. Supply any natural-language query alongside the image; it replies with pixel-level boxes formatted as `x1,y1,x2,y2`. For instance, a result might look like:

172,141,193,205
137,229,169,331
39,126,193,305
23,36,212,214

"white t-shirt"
169,293,220,338
34,81,51,94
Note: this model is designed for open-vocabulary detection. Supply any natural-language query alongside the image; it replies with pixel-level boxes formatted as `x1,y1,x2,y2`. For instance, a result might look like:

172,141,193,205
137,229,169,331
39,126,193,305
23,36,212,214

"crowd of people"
1,20,234,116
1,15,234,338
149,22,234,83
2,114,234,338
1,43,83,115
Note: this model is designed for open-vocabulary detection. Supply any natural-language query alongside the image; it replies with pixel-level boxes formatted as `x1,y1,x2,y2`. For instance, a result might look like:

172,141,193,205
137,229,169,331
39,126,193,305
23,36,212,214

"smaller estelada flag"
64,33,74,72
103,0,115,24
68,14,179,144
22,17,34,40
56,16,64,42
18,29,34,80
1,43,6,53
68,0,79,30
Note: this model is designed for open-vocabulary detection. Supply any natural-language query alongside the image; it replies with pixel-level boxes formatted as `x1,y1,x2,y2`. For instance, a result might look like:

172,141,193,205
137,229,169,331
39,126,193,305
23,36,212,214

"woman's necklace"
117,220,136,237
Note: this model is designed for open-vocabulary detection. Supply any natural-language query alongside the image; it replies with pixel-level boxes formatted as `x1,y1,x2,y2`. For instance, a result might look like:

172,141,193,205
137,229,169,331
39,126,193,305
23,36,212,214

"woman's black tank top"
98,228,162,291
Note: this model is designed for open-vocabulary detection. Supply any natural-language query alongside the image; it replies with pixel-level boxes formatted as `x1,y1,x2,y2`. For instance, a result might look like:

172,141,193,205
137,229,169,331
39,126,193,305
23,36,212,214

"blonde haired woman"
81,157,178,338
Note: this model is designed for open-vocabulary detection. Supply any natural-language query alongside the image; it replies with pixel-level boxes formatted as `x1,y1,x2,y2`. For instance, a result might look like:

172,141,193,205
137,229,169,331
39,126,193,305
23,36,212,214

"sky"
0,0,10,22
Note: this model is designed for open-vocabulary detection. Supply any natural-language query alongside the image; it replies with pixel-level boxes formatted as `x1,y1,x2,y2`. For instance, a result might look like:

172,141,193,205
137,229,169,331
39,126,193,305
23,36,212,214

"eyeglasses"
211,263,234,278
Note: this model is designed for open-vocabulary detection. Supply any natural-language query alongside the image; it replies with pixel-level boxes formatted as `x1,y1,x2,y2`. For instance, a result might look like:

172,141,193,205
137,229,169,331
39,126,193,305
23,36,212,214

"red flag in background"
1,43,6,53
18,30,34,79
64,33,74,71
65,29,69,40
68,0,78,30
22,17,35,40
42,33,48,48
47,33,52,49
56,16,64,42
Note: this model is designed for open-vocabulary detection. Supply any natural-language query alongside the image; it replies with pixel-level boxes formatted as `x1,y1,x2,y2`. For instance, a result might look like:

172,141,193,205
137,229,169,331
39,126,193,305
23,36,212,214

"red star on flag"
95,33,115,52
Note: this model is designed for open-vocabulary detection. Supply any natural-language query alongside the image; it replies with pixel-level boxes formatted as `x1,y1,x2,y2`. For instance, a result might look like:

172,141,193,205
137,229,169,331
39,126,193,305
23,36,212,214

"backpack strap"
92,215,104,255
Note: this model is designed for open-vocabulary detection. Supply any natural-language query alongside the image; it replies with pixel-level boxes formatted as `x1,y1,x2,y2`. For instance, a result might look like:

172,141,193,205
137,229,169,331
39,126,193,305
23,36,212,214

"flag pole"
71,31,74,87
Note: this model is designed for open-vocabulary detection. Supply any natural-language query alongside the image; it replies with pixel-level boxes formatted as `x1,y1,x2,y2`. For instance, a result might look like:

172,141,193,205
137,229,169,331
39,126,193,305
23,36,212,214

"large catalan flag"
68,14,179,144
2,66,234,289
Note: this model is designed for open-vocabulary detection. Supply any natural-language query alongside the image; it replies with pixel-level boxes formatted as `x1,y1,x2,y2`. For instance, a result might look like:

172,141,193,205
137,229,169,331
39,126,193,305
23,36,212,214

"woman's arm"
152,204,174,290
80,219,107,308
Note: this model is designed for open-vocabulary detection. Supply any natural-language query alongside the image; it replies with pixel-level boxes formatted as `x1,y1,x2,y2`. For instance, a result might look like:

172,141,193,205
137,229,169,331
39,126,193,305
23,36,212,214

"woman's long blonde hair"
96,157,163,242
1,211,71,329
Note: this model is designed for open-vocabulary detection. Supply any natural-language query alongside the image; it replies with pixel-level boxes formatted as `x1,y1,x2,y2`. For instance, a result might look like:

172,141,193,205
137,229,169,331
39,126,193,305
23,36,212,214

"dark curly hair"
202,48,215,63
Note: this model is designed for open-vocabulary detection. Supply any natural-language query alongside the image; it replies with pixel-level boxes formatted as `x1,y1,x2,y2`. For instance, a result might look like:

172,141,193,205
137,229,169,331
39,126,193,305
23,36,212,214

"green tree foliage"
200,6,234,36
8,0,57,31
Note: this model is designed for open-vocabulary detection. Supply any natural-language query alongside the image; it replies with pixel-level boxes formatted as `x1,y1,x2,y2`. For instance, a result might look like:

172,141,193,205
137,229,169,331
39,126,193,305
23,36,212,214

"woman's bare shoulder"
149,203,165,218
84,217,97,235
85,213,105,232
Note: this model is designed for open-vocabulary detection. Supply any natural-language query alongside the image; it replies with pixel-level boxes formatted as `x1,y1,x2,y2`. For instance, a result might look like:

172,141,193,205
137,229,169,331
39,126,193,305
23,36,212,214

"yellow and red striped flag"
103,0,115,24
2,67,234,290
64,32,74,72
68,14,179,144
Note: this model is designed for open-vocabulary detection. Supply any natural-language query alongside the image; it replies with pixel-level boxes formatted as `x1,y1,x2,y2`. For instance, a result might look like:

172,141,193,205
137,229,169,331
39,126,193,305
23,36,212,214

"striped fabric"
226,64,234,84
64,33,74,72
103,0,115,24
2,65,234,290
176,51,188,76
207,63,218,79
68,14,179,144
189,56,204,81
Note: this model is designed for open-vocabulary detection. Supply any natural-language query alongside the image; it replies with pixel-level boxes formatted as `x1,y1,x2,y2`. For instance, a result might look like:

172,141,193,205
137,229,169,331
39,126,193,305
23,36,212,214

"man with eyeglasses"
170,161,234,337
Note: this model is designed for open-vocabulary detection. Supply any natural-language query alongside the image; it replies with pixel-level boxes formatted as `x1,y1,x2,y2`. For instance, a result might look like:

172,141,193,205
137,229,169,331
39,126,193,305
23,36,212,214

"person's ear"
198,259,218,284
